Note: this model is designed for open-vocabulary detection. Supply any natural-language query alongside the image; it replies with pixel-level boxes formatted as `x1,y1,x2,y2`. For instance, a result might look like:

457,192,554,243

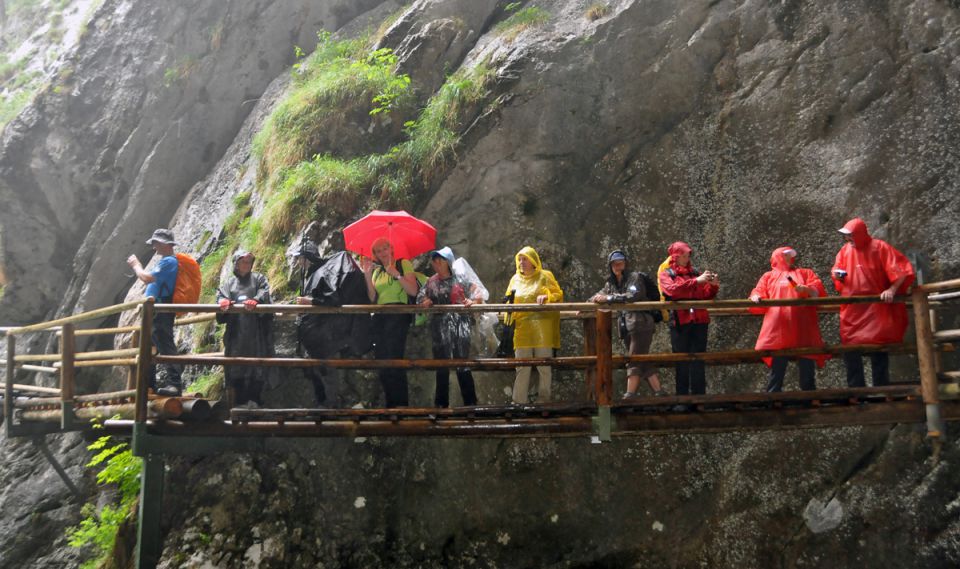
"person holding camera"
831,218,915,387
658,241,719,396
590,250,666,398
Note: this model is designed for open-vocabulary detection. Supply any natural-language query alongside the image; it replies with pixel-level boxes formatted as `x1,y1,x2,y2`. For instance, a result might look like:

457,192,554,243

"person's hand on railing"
881,286,897,303
218,299,231,311
420,297,433,308
536,294,549,305
242,299,258,311
749,294,762,303
295,296,312,305
589,293,607,304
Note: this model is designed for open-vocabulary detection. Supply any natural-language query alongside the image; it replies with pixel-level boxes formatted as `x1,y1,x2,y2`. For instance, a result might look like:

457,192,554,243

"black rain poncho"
298,251,372,358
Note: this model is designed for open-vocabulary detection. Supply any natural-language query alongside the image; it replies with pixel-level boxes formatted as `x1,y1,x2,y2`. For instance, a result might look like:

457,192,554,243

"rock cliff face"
2,0,960,567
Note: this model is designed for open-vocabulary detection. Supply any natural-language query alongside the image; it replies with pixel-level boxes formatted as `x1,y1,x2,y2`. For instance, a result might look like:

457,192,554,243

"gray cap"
145,228,178,246
607,250,627,263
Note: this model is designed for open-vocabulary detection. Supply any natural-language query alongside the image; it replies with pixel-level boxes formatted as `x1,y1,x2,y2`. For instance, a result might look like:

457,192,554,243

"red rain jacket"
831,218,915,345
658,242,719,327
749,247,828,367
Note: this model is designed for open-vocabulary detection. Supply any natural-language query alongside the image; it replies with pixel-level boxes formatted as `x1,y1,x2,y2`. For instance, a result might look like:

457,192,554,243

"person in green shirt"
361,237,420,407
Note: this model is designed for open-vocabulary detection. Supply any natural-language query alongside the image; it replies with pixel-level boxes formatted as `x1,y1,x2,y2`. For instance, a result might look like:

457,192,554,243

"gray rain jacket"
216,251,274,384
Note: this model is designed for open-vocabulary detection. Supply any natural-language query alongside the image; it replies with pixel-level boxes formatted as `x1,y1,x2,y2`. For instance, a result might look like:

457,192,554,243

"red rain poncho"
831,218,915,345
657,242,718,326
749,247,828,367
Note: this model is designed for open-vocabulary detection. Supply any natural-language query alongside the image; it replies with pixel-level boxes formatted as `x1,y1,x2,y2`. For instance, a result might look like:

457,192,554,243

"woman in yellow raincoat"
505,246,563,403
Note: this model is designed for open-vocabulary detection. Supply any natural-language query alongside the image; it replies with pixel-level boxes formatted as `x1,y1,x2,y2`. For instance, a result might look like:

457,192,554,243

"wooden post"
582,316,597,401
135,301,154,424
912,287,943,438
595,310,613,405
126,330,140,389
60,324,76,430
5,334,14,437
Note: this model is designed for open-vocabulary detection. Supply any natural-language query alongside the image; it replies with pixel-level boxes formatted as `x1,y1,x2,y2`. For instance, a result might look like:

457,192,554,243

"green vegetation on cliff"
205,30,495,295
67,425,142,569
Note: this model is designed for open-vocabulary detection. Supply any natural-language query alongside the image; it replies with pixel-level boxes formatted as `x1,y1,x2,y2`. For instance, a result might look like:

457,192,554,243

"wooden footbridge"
2,277,960,567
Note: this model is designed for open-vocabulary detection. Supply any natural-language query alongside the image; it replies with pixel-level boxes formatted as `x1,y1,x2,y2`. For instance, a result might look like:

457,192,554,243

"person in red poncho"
749,247,828,392
658,242,719,395
831,218,915,387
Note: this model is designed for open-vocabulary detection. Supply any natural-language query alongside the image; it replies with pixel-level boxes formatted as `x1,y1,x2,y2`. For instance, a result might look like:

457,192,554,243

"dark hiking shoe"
654,389,669,397
622,391,638,400
157,385,182,397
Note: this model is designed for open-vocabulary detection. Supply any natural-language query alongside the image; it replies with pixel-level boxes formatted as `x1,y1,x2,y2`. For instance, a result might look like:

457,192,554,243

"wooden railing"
3,278,960,438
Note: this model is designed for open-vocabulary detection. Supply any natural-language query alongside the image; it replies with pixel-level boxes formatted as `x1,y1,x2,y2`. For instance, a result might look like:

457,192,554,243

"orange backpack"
172,253,201,305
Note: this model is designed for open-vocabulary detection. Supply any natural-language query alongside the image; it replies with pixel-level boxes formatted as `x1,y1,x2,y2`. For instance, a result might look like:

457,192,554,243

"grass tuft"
585,3,611,21
495,6,549,41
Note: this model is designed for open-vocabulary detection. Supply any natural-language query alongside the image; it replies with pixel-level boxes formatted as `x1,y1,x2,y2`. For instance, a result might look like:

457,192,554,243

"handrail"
6,299,145,335
153,293,911,316
919,278,960,293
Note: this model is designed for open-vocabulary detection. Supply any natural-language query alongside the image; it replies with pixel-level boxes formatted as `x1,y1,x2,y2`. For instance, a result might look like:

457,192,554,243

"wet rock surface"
1,0,960,567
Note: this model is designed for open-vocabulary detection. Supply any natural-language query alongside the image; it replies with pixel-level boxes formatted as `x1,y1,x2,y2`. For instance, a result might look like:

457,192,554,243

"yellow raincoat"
505,246,564,349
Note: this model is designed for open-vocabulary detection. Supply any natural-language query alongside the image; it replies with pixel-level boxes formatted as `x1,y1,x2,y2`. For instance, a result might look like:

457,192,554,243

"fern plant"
67,423,143,569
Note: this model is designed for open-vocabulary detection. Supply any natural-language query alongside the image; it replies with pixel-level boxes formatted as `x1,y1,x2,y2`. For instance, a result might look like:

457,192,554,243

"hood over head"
668,241,693,266
431,246,455,267
839,218,871,248
233,249,255,275
770,247,797,270
515,246,543,275
293,240,322,264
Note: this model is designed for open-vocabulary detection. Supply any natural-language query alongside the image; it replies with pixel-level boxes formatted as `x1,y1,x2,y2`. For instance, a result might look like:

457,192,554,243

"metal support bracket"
135,453,164,569
133,422,278,456
60,401,76,431
32,436,83,500
592,405,613,442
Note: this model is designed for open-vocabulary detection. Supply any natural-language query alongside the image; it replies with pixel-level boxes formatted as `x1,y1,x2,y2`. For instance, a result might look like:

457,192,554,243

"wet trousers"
843,351,889,387
229,378,263,406
513,347,553,403
670,323,708,395
150,312,182,389
766,357,816,392
433,338,477,407
373,313,411,407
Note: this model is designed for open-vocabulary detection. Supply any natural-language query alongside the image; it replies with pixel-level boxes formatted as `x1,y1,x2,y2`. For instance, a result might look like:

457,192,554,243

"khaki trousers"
513,347,554,403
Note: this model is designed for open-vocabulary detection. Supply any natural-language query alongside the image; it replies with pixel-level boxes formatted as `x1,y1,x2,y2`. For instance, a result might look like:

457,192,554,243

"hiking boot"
157,385,182,397
622,391,638,400
654,389,669,397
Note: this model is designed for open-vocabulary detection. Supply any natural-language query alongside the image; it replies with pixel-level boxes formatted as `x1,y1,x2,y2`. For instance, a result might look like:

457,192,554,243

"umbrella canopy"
343,210,437,260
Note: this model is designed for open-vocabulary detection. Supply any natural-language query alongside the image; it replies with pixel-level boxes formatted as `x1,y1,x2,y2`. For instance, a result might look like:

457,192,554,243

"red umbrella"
343,210,437,260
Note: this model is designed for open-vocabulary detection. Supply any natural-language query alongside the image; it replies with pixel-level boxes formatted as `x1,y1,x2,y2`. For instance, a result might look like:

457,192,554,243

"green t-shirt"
372,259,415,305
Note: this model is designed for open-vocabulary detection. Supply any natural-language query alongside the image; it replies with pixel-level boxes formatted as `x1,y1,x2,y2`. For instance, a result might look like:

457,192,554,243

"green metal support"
592,405,613,442
135,453,164,569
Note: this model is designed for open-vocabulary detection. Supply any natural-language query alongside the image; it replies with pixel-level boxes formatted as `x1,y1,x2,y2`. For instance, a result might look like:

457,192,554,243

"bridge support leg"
135,452,164,569
592,405,613,442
